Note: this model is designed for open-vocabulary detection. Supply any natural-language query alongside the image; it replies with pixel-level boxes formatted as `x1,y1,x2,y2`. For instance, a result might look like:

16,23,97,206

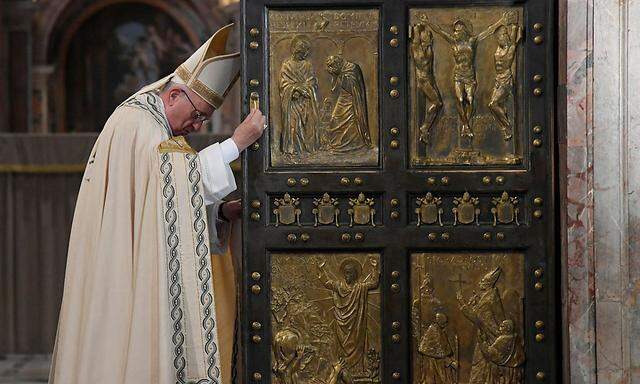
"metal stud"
251,200,261,209
533,139,542,147
391,270,400,279
534,282,543,291
251,284,261,294
496,232,505,241
249,41,259,49
428,233,437,241
252,321,262,330
534,210,543,219
389,38,399,47
251,142,260,150
533,125,543,134
534,36,544,45
390,211,400,219
495,176,505,185
534,197,543,206
533,74,543,83
341,233,352,242
391,283,400,292
392,321,401,330
300,233,310,242
536,371,545,381
390,127,399,136
300,177,309,186
390,140,399,149
253,372,262,381
483,232,492,240
389,25,399,34
392,372,401,380
427,177,436,185
252,335,262,343
287,233,297,243
482,176,491,185
392,334,400,343
441,232,450,240
340,177,350,186
535,333,545,342
287,178,296,187
249,27,260,37
250,212,261,221
534,268,544,278
390,89,399,98
389,76,399,85
533,88,543,96
390,198,399,207
533,23,544,32
440,176,449,185
535,320,545,329
354,232,364,242
251,272,261,281
354,177,363,185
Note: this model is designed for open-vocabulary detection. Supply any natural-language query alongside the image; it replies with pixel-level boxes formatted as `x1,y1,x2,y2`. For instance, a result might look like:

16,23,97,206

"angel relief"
269,9,379,167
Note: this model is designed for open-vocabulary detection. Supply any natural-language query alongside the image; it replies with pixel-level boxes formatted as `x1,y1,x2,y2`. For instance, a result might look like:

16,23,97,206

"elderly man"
49,24,264,384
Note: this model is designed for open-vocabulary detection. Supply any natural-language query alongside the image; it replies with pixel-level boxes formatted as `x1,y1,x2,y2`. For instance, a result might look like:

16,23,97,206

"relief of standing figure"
422,14,506,139
410,23,443,145
279,35,320,156
418,312,459,384
323,55,372,152
488,12,523,141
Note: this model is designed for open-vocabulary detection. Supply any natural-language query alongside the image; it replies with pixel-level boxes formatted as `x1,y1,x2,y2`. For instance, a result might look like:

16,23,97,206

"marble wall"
564,0,640,382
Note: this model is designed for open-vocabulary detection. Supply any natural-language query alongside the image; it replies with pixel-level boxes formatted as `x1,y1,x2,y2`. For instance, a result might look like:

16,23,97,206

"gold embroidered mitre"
175,23,240,108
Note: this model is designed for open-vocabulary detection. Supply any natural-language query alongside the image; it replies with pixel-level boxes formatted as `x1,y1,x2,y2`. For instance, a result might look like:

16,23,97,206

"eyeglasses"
180,90,209,123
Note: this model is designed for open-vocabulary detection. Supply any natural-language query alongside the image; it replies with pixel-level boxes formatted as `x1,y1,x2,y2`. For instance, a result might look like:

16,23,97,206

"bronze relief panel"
271,252,382,383
268,9,380,167
411,252,525,383
409,7,525,166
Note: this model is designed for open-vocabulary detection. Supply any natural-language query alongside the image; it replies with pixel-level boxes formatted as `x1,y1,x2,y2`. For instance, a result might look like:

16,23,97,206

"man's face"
343,265,357,284
165,87,215,136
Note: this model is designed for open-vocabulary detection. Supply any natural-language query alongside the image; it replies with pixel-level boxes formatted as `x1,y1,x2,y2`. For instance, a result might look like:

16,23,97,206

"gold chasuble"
50,24,241,384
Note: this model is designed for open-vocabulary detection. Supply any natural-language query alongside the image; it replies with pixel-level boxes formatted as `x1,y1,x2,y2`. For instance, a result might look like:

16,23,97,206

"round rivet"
533,88,543,96
495,176,505,185
534,36,544,45
253,372,262,381
250,212,261,221
390,198,399,207
287,178,296,187
533,74,543,83
390,89,399,98
301,233,310,242
390,211,400,219
534,197,543,206
341,233,352,242
251,200,261,209
533,138,542,147
535,282,544,291
390,127,399,135
533,23,544,32
496,232,505,241
391,270,400,279
392,321,401,330
354,177,363,185
390,140,399,149
390,76,399,85
340,177,350,186
287,233,297,243
300,177,309,186
535,320,545,329
536,371,546,381
483,232,492,240
441,176,449,185
252,335,262,343
354,232,364,242
534,268,544,278
251,272,261,281
392,334,400,343
391,283,400,292
249,27,260,37
534,210,543,219
482,176,491,185
252,321,262,330
533,125,543,134
390,25,399,34
441,232,450,240
392,372,401,380
427,177,436,185
251,142,260,150
251,284,261,294
249,41,259,49
428,232,437,241
390,38,399,47
535,333,545,342
249,79,260,87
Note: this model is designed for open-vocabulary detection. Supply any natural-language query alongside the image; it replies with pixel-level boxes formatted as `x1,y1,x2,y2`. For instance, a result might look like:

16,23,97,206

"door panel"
242,0,557,382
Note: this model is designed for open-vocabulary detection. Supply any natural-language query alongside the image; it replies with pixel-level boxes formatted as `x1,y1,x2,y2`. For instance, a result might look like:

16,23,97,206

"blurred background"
0,0,240,382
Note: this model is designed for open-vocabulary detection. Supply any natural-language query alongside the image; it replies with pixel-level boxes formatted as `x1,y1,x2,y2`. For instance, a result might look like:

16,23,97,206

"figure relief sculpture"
456,267,525,384
422,14,507,140
272,328,314,384
322,55,373,152
317,257,380,375
488,12,523,141
279,35,320,157
418,313,460,384
410,23,443,145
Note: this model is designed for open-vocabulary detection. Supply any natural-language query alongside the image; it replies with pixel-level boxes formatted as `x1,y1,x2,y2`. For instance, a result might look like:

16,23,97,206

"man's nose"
192,120,204,132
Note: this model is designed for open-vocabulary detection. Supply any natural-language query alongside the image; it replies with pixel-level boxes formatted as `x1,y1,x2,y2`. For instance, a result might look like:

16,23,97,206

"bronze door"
241,0,558,382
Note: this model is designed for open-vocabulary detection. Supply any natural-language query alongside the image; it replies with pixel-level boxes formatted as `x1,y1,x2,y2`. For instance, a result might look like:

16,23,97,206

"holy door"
241,0,558,383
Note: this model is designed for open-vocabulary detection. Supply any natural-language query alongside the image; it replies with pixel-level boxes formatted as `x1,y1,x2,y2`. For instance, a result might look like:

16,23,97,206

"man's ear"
168,88,181,106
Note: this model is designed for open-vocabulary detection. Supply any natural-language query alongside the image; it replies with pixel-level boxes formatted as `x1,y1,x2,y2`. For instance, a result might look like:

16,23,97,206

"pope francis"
49,24,264,384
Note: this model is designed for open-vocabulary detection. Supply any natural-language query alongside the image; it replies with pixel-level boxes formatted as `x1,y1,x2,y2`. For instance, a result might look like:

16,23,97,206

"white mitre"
174,23,240,108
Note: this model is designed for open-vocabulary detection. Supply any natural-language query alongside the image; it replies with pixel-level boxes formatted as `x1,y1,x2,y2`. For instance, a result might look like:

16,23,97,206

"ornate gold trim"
176,65,191,82
190,78,225,108
158,136,198,154
0,164,86,173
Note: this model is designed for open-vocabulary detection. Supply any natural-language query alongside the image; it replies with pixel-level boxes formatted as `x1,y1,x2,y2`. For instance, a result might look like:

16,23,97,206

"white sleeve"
199,138,239,205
